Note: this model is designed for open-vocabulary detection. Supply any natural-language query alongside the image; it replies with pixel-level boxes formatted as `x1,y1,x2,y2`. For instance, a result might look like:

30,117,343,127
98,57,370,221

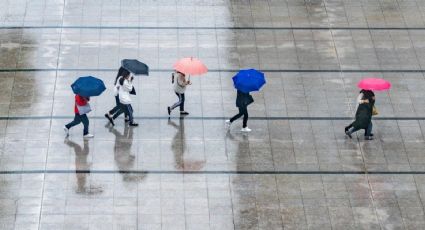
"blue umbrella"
232,69,266,93
71,76,106,97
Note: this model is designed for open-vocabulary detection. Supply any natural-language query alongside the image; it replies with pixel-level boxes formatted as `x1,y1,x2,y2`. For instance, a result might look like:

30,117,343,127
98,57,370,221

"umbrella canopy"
71,76,106,97
232,69,266,93
357,78,391,91
121,59,149,76
173,57,208,75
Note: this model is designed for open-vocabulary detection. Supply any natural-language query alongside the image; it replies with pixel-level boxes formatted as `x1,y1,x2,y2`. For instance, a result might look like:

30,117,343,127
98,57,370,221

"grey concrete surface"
1,0,425,229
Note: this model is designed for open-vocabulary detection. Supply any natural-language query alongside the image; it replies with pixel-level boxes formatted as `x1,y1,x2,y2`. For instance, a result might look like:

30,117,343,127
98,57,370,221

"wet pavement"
2,0,425,229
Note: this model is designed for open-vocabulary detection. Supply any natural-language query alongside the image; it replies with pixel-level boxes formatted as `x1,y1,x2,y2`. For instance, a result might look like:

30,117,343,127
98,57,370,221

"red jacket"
74,95,89,114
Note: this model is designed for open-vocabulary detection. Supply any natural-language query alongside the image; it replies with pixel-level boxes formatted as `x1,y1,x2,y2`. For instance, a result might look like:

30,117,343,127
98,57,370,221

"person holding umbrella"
64,76,106,138
167,57,208,116
225,69,266,132
225,90,254,132
64,94,93,138
119,73,138,126
345,78,391,140
104,67,131,126
345,91,375,140
104,60,149,126
167,71,191,115
345,89,376,137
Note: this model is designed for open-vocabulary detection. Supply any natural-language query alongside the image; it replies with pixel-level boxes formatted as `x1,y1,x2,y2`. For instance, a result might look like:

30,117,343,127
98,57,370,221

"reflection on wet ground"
2,0,425,229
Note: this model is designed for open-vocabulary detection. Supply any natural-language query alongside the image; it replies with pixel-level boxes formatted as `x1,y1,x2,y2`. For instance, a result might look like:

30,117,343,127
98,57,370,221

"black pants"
230,106,248,128
109,96,128,120
66,114,89,135
170,93,185,111
348,122,373,137
346,121,373,136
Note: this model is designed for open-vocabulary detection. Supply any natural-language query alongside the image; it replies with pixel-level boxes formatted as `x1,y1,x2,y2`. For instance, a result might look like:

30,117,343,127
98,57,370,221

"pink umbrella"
357,78,391,91
173,57,208,76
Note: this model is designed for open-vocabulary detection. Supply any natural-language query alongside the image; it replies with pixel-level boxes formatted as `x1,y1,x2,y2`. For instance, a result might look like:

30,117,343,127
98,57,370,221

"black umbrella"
121,59,149,76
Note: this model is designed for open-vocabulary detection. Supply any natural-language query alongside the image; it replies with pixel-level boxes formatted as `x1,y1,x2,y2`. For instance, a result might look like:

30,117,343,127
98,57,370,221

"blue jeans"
121,104,134,123
66,114,89,135
171,93,185,111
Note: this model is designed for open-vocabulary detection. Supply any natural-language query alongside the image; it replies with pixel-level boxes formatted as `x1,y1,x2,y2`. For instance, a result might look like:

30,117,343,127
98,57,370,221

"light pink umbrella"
357,78,391,91
173,57,208,76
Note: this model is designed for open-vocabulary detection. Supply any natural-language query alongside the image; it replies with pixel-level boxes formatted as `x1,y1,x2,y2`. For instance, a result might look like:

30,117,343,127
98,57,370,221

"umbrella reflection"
64,139,103,195
168,117,205,171
108,125,145,182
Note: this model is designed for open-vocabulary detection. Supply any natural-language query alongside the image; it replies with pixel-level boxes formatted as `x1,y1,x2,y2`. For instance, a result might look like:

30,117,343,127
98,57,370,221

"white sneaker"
225,120,231,128
83,134,94,138
63,126,69,136
241,127,252,132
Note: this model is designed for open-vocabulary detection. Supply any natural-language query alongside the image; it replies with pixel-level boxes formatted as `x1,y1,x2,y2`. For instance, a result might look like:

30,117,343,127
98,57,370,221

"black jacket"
352,102,373,129
236,90,254,108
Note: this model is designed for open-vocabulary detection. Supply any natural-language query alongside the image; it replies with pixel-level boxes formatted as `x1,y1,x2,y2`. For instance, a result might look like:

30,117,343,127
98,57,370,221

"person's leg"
80,114,89,135
126,104,138,126
112,106,125,120
170,93,183,110
348,127,360,134
230,107,244,123
109,96,121,115
241,107,248,128
179,93,185,111
66,114,82,129
346,126,360,139
365,122,373,138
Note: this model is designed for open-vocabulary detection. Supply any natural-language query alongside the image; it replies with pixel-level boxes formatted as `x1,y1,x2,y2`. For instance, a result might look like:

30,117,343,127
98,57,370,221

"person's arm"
178,75,190,86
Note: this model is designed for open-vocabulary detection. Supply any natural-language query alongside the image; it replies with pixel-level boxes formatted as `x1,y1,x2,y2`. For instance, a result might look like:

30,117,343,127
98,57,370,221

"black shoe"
129,122,139,127
344,126,349,132
125,117,130,123
345,131,352,139
365,136,373,140
180,111,189,115
104,113,115,126
167,107,171,116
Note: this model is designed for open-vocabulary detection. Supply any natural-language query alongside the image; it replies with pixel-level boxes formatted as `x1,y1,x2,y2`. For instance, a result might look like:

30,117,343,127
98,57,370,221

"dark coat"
352,102,373,129
236,90,254,108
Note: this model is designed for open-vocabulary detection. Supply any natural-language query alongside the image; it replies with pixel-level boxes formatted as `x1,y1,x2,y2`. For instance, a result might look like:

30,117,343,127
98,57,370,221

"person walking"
167,71,191,116
119,73,138,126
345,90,375,140
105,67,131,126
225,90,254,132
64,94,94,138
345,89,375,139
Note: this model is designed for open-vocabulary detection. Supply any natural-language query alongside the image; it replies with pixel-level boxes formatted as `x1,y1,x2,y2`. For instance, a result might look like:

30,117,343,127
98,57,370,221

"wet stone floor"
2,0,425,229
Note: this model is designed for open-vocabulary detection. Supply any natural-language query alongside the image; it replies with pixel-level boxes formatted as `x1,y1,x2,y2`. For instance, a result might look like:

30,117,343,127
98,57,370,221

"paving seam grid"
2,26,425,30
0,170,425,175
1,116,425,120
1,68,425,73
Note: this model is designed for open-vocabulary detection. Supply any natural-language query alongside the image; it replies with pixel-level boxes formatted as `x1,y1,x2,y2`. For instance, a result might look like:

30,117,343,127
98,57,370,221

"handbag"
372,106,378,116
246,95,254,106
77,103,92,115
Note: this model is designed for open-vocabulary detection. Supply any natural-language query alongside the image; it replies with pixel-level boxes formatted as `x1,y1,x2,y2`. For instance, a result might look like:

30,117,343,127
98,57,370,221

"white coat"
119,78,133,105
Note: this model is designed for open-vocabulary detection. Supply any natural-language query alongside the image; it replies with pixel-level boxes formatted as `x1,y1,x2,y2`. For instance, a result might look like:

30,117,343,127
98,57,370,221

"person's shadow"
108,125,145,182
64,139,103,195
226,131,250,170
168,117,205,171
